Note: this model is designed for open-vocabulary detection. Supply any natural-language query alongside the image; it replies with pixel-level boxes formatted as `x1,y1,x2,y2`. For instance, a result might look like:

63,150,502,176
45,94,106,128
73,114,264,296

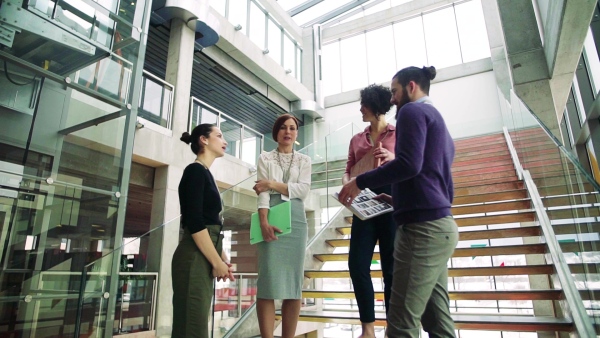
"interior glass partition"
500,88,600,329
0,0,150,335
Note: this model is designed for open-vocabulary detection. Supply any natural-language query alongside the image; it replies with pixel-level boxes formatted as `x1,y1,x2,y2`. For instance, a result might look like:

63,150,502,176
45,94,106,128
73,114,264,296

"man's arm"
356,105,427,190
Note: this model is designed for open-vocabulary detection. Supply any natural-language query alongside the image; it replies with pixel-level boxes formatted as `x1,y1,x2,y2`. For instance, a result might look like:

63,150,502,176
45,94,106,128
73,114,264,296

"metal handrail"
522,170,596,336
502,126,523,180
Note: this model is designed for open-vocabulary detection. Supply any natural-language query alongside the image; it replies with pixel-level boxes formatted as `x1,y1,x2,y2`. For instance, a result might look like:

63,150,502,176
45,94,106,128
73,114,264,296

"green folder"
250,201,292,244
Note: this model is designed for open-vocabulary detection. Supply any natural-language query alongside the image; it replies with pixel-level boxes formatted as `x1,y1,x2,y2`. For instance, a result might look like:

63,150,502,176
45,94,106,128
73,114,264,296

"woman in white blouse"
252,114,311,338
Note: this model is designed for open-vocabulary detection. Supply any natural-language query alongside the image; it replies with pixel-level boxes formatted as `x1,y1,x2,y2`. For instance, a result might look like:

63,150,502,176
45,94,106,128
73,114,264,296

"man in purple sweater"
339,66,458,337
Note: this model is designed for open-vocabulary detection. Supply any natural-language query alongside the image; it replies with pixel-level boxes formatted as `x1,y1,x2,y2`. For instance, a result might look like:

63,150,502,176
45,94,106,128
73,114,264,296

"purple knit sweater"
356,101,455,225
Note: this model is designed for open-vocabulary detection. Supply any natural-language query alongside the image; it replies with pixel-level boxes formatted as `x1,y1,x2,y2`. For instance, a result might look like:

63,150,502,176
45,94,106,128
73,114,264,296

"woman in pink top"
342,84,396,338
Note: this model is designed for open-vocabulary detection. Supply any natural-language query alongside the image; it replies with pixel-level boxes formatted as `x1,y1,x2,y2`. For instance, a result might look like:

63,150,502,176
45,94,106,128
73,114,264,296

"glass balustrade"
500,88,600,329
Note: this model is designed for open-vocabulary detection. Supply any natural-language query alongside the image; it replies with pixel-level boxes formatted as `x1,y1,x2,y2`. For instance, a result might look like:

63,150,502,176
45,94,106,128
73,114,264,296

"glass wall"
0,0,150,336
209,0,302,81
321,0,490,96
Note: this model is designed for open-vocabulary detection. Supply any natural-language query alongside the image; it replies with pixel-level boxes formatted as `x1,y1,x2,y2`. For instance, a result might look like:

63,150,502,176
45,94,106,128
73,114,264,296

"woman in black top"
172,123,235,338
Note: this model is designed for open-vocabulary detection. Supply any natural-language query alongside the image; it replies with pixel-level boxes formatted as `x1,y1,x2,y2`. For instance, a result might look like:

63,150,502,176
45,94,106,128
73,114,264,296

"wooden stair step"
452,154,512,168
314,244,547,262
560,240,600,253
542,193,600,207
454,181,523,196
302,289,562,301
453,170,516,184
454,176,520,189
288,310,572,331
452,163,515,175
452,200,530,215
547,207,600,219
455,212,535,227
453,189,528,205
333,225,542,240
455,148,510,161
304,264,554,278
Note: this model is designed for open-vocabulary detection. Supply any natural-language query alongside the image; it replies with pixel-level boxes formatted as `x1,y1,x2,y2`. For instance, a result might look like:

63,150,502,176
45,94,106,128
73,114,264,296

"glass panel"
502,88,600,329
422,7,462,68
393,17,428,70
283,34,296,76
296,46,302,82
190,102,219,130
212,273,258,337
584,28,600,97
138,74,173,128
454,0,491,63
241,129,261,166
220,116,242,158
77,217,168,337
366,25,396,84
52,0,115,48
228,0,248,34
340,34,368,92
249,2,266,50
210,0,227,17
76,55,133,103
322,41,341,96
292,0,350,27
267,19,282,65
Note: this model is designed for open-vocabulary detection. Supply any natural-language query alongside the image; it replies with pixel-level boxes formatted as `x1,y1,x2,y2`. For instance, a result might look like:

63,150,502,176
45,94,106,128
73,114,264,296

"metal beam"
0,50,126,110
301,0,370,27
57,110,128,135
323,0,385,28
289,0,324,17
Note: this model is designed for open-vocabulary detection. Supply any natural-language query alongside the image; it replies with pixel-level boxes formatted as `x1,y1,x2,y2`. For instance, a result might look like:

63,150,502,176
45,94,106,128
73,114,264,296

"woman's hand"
374,193,393,205
212,260,230,280
219,252,236,282
373,146,394,164
260,223,283,242
253,180,272,195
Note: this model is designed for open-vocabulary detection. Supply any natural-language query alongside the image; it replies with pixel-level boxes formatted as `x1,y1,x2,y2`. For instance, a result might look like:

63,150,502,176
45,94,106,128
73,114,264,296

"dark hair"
180,123,215,154
392,66,436,94
272,114,300,142
360,84,393,119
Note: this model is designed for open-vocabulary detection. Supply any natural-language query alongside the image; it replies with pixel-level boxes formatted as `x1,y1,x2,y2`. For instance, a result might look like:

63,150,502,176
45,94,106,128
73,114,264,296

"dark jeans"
348,186,396,323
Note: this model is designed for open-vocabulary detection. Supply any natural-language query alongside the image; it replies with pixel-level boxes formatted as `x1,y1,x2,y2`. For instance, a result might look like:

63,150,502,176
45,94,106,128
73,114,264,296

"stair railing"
503,122,596,337
502,126,523,180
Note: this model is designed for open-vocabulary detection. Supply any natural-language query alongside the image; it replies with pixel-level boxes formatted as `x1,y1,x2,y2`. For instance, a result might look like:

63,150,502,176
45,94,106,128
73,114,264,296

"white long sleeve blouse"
257,150,312,209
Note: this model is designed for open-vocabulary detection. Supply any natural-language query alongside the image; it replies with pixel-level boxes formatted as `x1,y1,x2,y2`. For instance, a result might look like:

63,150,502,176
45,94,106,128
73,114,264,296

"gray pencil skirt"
256,195,308,299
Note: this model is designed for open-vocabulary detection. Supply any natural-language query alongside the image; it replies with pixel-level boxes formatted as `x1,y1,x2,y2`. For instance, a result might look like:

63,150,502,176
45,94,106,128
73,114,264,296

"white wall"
320,70,504,142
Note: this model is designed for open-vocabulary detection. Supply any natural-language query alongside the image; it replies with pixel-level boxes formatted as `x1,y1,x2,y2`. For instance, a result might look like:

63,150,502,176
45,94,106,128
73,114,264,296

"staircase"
295,130,599,335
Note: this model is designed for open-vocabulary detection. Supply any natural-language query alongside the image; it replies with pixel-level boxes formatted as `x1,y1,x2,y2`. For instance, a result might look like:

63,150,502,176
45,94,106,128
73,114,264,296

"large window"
322,0,491,95
210,0,303,81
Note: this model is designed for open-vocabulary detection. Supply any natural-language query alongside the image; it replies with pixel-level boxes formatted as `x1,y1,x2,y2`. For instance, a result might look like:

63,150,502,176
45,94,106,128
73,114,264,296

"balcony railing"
138,71,174,129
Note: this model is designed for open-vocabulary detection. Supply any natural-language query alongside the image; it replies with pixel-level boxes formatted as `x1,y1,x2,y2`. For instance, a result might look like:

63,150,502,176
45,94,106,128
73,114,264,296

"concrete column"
495,0,595,139
148,165,184,338
165,18,197,137
480,0,512,102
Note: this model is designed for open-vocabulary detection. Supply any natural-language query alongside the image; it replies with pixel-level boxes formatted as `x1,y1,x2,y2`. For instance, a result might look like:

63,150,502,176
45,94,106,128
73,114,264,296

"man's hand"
338,177,361,207
253,180,271,195
374,193,392,205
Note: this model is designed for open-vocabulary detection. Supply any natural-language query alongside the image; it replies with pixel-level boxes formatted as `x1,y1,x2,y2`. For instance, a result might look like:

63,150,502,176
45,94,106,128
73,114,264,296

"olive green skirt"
171,224,222,338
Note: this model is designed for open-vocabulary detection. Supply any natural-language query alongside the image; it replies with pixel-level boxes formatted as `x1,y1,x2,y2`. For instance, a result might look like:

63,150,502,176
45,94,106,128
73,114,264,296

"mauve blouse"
345,124,396,175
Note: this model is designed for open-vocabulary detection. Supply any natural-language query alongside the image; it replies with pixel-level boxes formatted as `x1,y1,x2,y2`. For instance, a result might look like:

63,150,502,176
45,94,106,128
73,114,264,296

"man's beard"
395,87,411,118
